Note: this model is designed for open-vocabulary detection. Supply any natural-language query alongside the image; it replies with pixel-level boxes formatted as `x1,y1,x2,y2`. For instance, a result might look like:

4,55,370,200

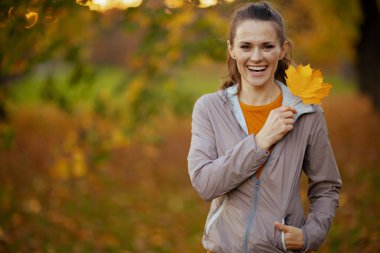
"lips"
247,65,268,72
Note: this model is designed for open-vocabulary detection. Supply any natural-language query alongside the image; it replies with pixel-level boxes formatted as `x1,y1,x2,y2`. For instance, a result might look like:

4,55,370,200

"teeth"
247,66,267,71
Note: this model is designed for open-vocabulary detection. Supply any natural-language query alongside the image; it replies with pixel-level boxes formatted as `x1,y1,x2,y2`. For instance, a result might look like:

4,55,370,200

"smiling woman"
187,1,342,253
227,19,287,106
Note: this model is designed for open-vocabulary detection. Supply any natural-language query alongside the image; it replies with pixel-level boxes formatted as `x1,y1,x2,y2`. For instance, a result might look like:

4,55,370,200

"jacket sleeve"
187,95,270,201
301,107,342,252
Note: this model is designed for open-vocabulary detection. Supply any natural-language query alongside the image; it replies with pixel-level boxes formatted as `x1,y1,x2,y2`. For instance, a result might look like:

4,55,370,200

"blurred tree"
357,0,380,109
0,0,366,125
280,0,360,68
0,0,232,137
0,0,98,118
0,1,92,85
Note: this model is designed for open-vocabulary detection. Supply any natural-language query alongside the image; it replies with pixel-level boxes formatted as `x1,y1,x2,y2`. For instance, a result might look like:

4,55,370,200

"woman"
187,2,342,253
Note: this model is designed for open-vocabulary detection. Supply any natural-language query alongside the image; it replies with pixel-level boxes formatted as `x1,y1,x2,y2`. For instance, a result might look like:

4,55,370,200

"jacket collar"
223,81,315,135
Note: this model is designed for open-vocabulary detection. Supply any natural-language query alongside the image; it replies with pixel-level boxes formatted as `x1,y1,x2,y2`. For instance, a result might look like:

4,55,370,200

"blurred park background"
0,0,379,252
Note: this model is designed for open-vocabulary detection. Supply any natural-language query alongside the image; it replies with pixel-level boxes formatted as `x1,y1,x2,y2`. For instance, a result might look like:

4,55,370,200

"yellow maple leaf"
285,64,332,104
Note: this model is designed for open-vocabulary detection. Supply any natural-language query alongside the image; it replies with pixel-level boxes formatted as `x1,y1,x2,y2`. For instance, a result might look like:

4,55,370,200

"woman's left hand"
274,222,304,250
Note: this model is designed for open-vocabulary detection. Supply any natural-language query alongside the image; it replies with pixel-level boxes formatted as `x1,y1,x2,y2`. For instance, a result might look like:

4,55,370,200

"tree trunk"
357,0,380,109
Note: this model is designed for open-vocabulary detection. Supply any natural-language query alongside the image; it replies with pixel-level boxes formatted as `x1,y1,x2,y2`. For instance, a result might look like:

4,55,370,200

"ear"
227,40,235,59
279,40,289,60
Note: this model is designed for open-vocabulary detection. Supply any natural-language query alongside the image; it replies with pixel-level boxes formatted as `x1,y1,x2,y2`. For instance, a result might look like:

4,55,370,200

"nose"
250,47,263,62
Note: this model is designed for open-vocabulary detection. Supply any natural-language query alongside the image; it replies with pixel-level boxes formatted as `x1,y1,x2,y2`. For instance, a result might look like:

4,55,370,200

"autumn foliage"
0,1,378,252
0,91,380,252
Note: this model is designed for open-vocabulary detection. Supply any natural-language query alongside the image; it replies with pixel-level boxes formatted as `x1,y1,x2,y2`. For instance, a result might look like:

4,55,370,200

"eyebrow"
237,41,275,45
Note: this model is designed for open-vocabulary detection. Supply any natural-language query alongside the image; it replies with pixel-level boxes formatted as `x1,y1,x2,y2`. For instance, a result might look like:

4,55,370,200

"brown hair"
221,1,293,91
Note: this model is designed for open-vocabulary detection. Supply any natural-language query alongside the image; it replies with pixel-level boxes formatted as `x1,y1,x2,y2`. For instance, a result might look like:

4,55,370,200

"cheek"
235,61,246,74
267,54,280,68
266,50,282,63
234,52,250,65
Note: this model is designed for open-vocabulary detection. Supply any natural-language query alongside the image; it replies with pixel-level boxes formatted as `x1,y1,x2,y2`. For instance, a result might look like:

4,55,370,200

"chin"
248,72,278,87
247,78,270,88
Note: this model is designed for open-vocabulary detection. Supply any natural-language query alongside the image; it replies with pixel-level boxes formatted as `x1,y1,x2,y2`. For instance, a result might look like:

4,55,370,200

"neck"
238,80,280,106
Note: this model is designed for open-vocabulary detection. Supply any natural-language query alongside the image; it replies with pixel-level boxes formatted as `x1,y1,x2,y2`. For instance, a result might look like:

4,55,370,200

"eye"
239,44,250,50
263,44,274,50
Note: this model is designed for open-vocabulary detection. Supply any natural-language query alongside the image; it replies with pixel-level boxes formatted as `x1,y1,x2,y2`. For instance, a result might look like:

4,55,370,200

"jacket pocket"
205,197,228,235
275,216,305,253
274,217,287,252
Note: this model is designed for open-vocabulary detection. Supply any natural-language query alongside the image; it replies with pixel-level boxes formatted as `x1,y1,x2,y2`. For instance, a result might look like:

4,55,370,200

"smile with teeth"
247,65,267,72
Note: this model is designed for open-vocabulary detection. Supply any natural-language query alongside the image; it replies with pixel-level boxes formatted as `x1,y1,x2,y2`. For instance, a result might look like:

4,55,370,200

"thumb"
274,222,290,232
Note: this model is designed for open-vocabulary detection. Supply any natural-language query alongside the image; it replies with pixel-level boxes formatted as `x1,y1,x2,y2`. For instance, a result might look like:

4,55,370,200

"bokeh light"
76,0,143,12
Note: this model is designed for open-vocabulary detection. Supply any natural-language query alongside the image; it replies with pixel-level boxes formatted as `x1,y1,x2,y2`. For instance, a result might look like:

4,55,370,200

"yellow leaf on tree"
285,64,332,104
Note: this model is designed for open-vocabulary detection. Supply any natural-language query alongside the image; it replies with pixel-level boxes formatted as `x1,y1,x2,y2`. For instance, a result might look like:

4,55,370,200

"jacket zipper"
205,197,228,235
242,142,277,253
243,178,261,253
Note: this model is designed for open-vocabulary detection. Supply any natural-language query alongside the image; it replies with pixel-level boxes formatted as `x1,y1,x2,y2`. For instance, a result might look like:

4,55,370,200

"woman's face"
228,19,287,90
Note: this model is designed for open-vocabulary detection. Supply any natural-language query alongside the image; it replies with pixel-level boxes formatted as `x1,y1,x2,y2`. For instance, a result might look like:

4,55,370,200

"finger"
284,118,294,125
286,106,298,114
282,111,296,119
274,222,290,232
279,106,292,112
279,106,297,114
280,124,293,134
274,222,282,230
289,107,297,114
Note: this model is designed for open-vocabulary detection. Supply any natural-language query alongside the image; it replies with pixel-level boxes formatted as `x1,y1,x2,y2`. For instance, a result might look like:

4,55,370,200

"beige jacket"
187,82,342,253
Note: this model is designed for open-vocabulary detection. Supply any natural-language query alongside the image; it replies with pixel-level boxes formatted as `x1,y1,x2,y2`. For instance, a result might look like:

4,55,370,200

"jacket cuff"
300,225,309,252
252,135,270,156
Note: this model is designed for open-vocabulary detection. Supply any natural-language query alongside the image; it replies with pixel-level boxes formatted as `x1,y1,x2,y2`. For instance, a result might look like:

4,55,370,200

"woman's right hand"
256,106,297,151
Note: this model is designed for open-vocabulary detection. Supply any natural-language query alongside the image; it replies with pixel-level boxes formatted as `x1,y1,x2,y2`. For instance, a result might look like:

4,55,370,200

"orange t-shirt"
239,92,283,178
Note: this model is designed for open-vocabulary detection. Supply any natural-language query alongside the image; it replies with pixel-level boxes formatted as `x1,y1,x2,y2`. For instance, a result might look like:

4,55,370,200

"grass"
7,64,129,110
